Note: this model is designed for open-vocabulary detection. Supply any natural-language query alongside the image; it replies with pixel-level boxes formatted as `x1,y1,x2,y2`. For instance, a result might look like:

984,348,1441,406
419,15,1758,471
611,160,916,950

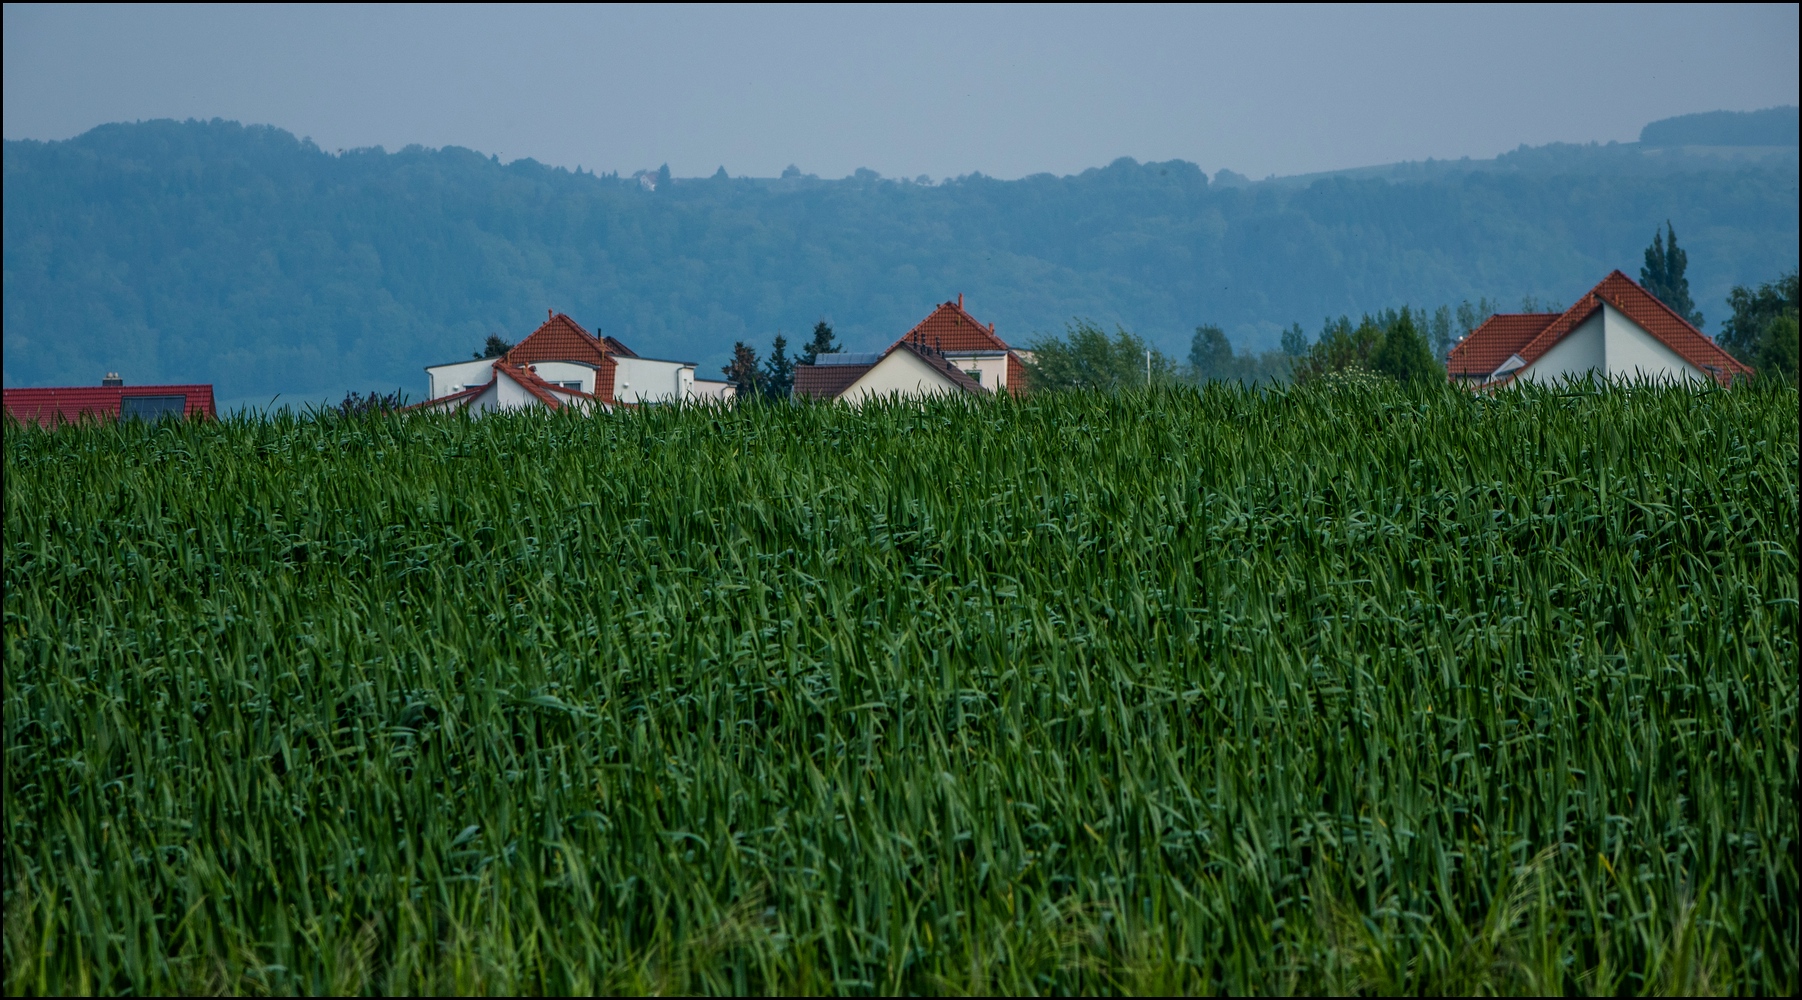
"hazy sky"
4,4,1797,180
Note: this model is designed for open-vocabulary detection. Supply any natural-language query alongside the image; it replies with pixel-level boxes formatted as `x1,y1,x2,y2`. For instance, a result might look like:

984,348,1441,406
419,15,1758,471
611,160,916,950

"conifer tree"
1368,308,1440,384
1280,323,1310,357
761,334,795,399
473,334,513,359
798,321,842,365
722,341,761,398
1641,221,1704,327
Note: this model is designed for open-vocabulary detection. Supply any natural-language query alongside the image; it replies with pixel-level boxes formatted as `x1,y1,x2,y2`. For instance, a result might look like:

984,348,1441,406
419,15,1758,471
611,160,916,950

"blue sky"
4,3,1797,180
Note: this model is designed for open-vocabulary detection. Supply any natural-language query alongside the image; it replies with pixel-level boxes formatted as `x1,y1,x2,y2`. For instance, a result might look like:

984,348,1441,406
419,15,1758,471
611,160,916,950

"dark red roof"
508,313,610,366
508,362,602,409
889,296,1013,354
1448,270,1753,385
1447,313,1559,377
403,360,603,413
505,312,620,403
4,384,216,426
793,362,875,399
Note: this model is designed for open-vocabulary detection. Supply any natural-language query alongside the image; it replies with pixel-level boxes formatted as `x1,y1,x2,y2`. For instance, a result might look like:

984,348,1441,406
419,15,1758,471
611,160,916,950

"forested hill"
4,114,1796,402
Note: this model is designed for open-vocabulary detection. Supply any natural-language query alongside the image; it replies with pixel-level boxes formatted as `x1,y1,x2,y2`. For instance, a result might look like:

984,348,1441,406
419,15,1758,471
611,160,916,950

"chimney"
957,293,963,308
548,308,554,321
102,372,123,387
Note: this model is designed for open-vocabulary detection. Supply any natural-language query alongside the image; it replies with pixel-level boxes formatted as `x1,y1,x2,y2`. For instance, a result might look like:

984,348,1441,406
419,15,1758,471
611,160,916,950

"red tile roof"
403,360,604,413
889,296,1013,354
4,384,216,426
793,362,875,399
508,362,602,409
1447,313,1559,377
506,312,620,403
1448,270,1753,385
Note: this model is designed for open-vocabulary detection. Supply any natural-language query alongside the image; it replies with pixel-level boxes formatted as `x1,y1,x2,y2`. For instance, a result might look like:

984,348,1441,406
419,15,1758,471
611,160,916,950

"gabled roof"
600,336,636,358
1447,313,1559,377
890,341,988,394
888,296,1013,354
793,340,990,401
1448,270,1753,385
4,384,216,425
404,360,602,413
507,312,614,367
794,362,875,398
507,361,600,409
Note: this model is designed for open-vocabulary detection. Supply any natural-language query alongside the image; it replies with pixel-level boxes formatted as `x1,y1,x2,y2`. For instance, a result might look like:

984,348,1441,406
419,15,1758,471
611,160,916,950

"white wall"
840,349,970,404
1602,303,1708,383
426,358,496,399
944,351,1011,389
688,378,736,402
614,357,692,403
520,361,597,393
1518,311,1604,385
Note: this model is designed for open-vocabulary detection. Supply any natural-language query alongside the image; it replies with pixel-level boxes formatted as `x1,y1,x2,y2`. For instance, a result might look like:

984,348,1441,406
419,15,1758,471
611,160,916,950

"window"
559,381,584,391
964,369,982,384
119,395,187,420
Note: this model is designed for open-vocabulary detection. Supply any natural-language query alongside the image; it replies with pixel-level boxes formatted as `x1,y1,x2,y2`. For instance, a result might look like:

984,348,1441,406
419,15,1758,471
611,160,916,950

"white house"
792,296,1029,403
1448,271,1751,387
418,312,735,413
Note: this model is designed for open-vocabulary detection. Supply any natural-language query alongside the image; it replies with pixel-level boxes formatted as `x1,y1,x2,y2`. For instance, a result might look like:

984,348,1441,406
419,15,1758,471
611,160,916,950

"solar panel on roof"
120,395,187,420
814,353,883,366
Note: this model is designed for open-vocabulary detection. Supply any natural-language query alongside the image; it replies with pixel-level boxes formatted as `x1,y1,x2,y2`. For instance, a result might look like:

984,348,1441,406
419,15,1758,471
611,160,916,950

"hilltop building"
418,312,733,413
4,376,216,425
793,296,1031,403
1449,271,1751,387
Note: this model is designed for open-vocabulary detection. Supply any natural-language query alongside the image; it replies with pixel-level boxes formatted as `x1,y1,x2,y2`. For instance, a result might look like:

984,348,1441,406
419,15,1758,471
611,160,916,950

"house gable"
1449,270,1752,386
1600,302,1710,382
840,342,987,403
1517,309,1604,384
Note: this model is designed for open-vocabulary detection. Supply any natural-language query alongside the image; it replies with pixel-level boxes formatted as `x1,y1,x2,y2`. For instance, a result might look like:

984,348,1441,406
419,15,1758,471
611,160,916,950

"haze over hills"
3,107,1795,403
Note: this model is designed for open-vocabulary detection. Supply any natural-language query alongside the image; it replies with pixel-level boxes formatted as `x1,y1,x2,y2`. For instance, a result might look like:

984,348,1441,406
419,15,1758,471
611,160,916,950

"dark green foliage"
4,120,1795,400
1189,324,1233,377
1639,106,1799,147
1185,323,1294,385
1023,321,1180,391
474,333,513,360
1293,316,1382,382
760,334,794,399
1721,270,1800,380
335,389,406,416
1367,308,1442,383
721,341,760,397
4,383,1795,994
1642,222,1705,328
1427,305,1454,359
1761,314,1799,379
1280,322,1310,357
798,321,842,366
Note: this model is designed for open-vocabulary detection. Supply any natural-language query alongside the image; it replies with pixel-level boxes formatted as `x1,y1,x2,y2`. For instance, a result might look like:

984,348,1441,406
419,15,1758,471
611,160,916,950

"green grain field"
4,381,1797,995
